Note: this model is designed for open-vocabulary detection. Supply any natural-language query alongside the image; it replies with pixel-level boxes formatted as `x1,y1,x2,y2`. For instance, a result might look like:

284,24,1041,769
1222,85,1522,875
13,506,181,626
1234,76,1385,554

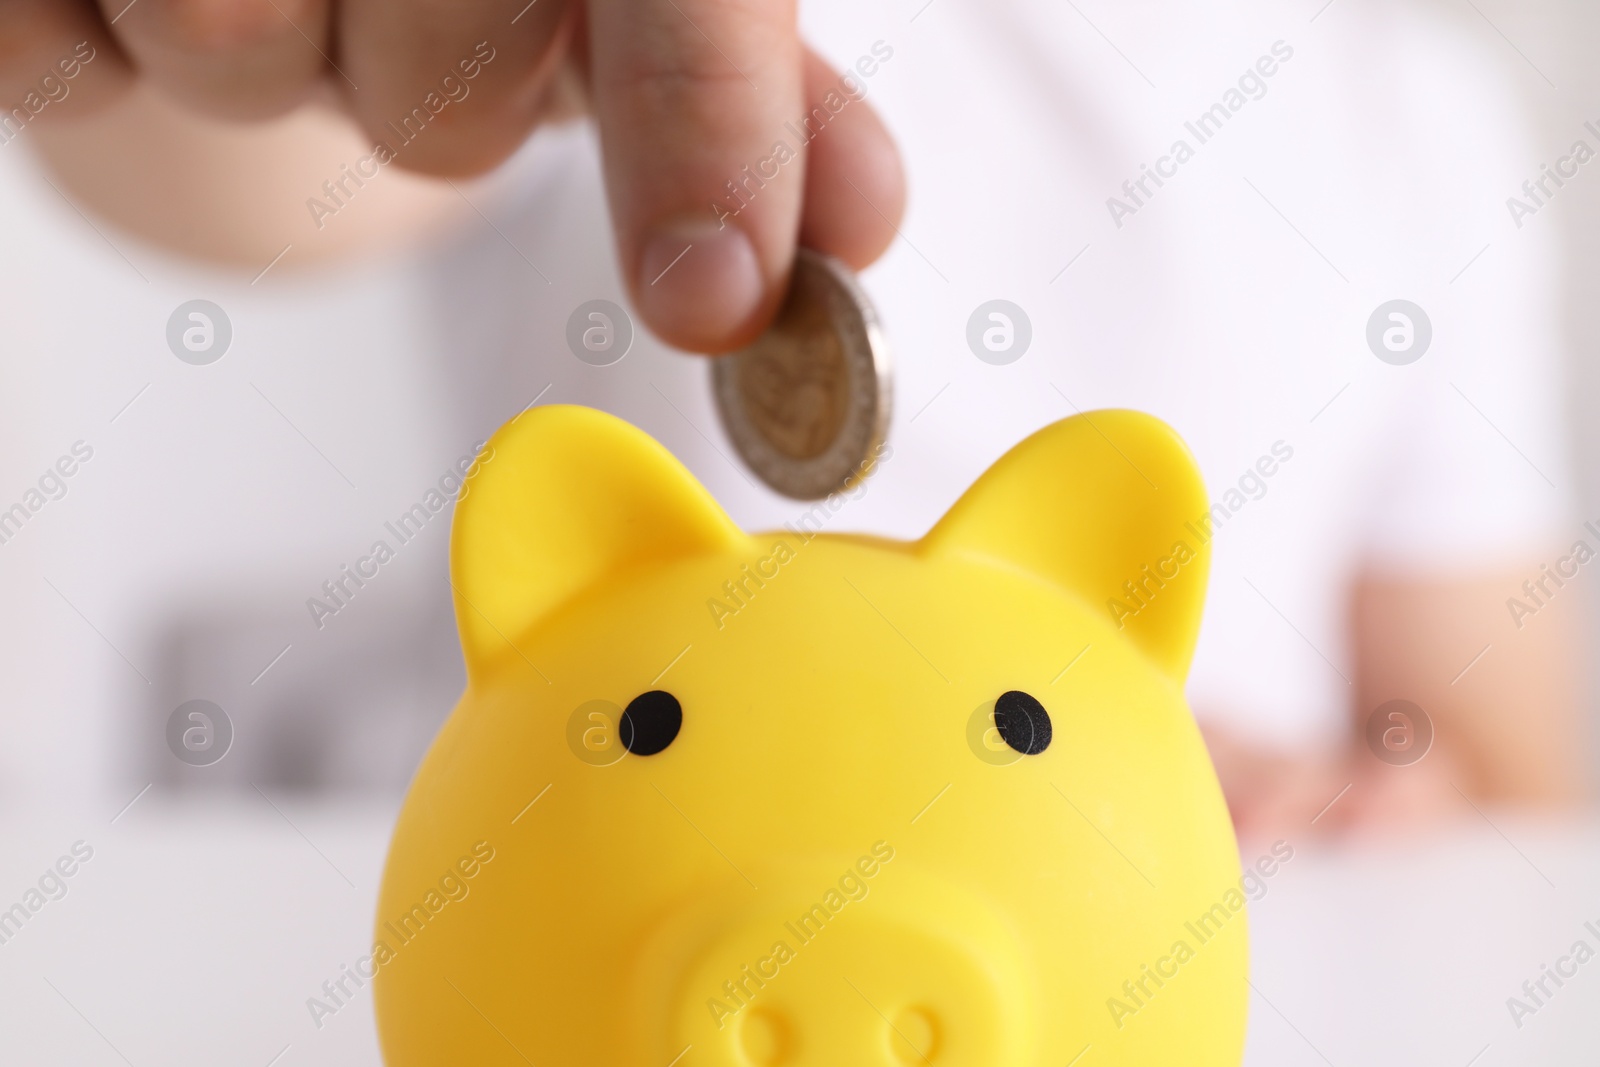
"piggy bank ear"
451,405,747,675
921,410,1209,682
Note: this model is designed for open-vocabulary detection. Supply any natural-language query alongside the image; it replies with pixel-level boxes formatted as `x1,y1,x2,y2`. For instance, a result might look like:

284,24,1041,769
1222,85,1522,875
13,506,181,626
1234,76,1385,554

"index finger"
0,0,131,123
585,0,804,353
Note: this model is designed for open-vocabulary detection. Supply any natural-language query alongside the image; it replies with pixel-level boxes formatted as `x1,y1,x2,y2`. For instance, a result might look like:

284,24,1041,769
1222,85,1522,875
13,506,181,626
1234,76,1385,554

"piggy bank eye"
620,690,682,756
993,690,1052,755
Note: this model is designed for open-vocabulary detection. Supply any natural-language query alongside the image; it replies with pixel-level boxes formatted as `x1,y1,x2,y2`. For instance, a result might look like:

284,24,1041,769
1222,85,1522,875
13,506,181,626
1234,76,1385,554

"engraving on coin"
711,250,892,499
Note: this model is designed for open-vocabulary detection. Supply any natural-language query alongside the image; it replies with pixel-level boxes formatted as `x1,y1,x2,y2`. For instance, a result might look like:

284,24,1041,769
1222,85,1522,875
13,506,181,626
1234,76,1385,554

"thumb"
585,0,803,353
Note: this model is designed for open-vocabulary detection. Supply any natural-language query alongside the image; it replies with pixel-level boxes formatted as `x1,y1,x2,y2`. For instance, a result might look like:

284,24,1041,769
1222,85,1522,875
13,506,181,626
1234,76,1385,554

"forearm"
1351,567,1590,806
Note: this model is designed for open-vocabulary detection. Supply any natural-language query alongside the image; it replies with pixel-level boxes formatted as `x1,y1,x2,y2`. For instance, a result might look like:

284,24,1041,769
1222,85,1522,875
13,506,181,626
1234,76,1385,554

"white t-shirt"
0,0,1568,799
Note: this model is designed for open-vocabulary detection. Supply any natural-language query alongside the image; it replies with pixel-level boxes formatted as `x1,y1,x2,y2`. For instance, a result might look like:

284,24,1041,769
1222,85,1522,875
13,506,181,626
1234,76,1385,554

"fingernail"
636,219,764,352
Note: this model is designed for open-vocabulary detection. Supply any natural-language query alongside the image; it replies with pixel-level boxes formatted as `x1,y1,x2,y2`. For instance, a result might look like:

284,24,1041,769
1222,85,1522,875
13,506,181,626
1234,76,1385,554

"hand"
1200,719,1466,846
0,0,906,352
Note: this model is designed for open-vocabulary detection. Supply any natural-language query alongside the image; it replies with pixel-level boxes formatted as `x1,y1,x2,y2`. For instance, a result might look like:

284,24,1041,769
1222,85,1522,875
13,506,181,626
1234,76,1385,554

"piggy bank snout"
648,877,1031,1067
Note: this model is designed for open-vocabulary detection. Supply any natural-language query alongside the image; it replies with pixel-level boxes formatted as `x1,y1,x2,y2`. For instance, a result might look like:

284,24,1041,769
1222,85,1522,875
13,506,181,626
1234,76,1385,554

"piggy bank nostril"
886,1005,941,1064
736,1005,793,1066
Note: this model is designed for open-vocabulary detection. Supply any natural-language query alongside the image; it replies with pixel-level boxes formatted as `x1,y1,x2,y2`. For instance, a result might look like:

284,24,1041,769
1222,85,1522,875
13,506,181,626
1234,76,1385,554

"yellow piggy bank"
373,405,1247,1067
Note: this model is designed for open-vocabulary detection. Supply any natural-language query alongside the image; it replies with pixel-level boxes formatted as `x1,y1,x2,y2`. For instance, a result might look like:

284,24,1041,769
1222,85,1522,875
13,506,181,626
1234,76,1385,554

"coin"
712,249,892,500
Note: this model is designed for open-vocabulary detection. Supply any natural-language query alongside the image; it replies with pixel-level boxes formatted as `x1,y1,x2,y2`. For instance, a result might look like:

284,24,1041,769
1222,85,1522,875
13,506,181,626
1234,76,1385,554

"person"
0,0,1585,839
0,0,905,352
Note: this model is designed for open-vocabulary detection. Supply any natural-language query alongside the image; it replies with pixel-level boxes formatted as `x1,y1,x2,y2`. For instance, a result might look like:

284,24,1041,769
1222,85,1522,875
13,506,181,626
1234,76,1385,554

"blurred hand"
1203,563,1589,847
0,0,906,352
1200,720,1465,846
